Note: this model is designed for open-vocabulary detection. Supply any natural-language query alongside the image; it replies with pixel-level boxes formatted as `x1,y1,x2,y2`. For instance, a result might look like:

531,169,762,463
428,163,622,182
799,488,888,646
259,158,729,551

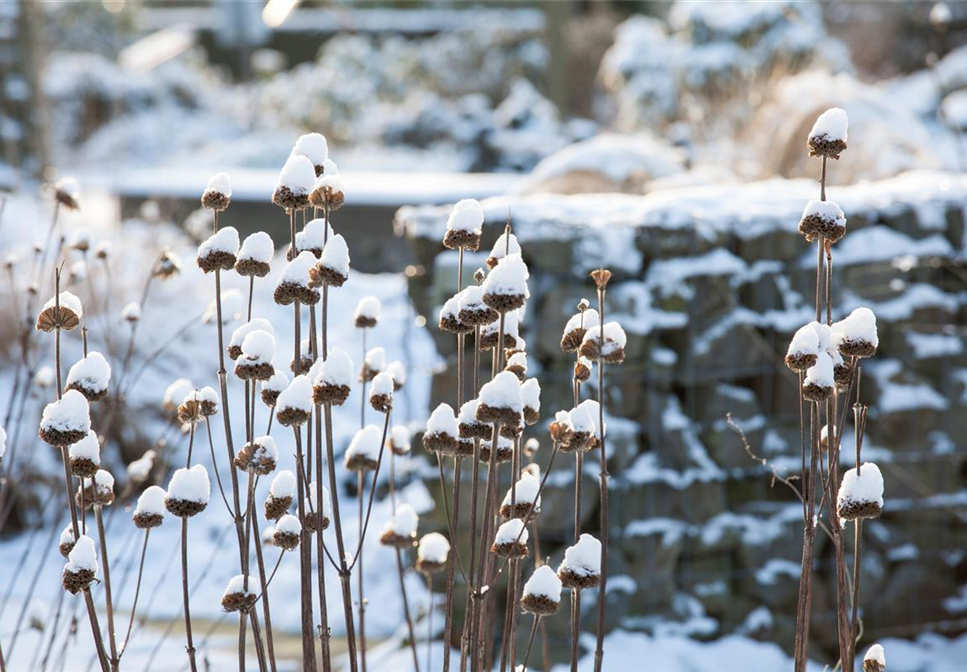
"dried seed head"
590,268,612,291
53,177,81,211
153,250,182,279
578,298,590,312
36,291,83,332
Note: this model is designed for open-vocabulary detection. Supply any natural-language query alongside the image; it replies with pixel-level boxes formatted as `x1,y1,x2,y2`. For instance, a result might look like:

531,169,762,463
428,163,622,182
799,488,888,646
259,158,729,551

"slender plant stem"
592,281,610,672
396,547,420,672
180,518,198,672
94,505,119,671
519,615,541,672
118,530,150,660
358,470,368,672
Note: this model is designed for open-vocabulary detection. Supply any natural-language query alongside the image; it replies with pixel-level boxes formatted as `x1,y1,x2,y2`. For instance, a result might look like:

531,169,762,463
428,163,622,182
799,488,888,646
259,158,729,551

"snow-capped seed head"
500,472,541,520
235,232,274,277
387,425,411,456
34,367,55,389
386,360,406,390
558,534,602,589
799,200,847,244
369,372,394,413
235,435,279,475
62,535,98,594
152,249,181,279
862,644,886,672
561,308,599,352
273,513,302,548
273,155,316,211
276,375,313,427
59,525,76,557
345,425,383,472
487,231,521,268
354,296,381,328
53,177,80,210
579,322,627,364
133,486,167,529
291,133,329,174
439,294,472,334
361,347,386,382
261,369,289,407
785,323,820,372
296,218,334,259
443,199,484,250
574,356,592,383
202,172,231,211
241,330,275,364
67,260,86,285
416,532,450,574
458,399,489,439
121,301,141,323
312,349,353,406
165,465,210,517
807,108,848,159
930,2,952,30
523,438,539,458
228,319,274,360
196,226,240,274
457,285,498,327
479,309,520,351
76,469,114,509
424,403,458,455
802,351,835,402
837,462,884,521
69,431,101,478
492,518,529,558
520,378,541,425
476,371,523,427
270,470,297,499
163,379,194,413
309,167,346,211
482,253,529,313
832,307,878,358
521,566,561,615
550,410,575,446
65,351,111,402
37,291,83,332
381,503,419,547
221,575,257,613
275,251,320,306
311,234,350,287
505,352,528,380
40,390,91,447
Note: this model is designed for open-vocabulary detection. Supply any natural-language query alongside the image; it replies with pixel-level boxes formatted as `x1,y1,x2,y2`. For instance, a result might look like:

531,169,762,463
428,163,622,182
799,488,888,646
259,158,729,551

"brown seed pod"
276,407,310,427
196,250,236,274
475,402,520,426
479,442,514,465
310,263,348,288
443,229,481,251
784,352,817,373
274,281,319,306
355,316,377,329
264,494,292,521
807,135,847,160
164,497,207,518
499,501,537,520
520,593,558,616
312,382,350,407
483,291,526,314
70,457,99,479
222,590,257,613
423,431,458,455
838,499,882,521
415,558,446,575
380,530,417,549
838,338,876,359
272,185,309,211
133,511,164,530
370,393,392,414
491,540,528,559
802,381,833,403
39,427,86,448
235,258,270,278
345,454,379,473
36,305,81,333
62,567,96,595
273,530,300,551
458,305,498,327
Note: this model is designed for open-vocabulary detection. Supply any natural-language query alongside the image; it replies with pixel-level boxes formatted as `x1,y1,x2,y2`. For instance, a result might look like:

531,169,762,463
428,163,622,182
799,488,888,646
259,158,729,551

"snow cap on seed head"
354,296,381,328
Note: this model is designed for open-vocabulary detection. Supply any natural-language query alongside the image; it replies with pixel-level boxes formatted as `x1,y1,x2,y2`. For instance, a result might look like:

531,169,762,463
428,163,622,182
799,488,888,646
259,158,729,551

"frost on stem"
354,296,381,329
222,575,257,613
799,199,846,244
165,465,211,518
235,435,279,475
133,485,167,529
40,389,91,447
68,430,101,478
380,503,419,548
265,470,296,521
345,425,383,472
443,198,484,251
36,291,83,332
500,472,541,520
273,155,316,211
416,532,450,574
196,227,240,273
424,403,458,455
807,107,848,159
520,566,561,616
276,375,313,427
492,518,528,559
558,534,602,590
236,231,273,277
483,253,529,313
388,425,411,456
312,349,353,406
837,463,884,521
62,535,98,594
